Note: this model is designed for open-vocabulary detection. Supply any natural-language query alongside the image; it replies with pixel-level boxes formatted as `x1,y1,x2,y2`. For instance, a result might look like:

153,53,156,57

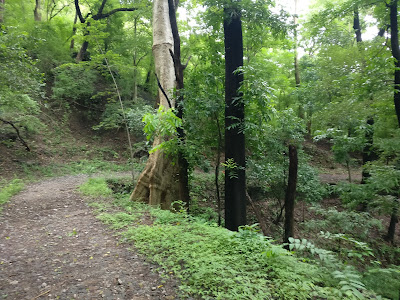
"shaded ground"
0,175,177,300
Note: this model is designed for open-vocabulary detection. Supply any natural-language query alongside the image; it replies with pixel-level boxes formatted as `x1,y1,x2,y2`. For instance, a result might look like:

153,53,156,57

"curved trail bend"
0,175,177,300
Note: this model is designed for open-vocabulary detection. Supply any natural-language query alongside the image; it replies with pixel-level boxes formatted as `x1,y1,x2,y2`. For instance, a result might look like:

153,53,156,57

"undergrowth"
78,176,395,300
21,159,134,180
0,179,24,212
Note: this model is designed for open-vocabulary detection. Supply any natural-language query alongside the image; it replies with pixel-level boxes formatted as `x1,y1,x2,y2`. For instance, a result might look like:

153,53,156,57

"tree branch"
98,0,107,15
94,7,137,20
49,4,69,21
154,73,172,109
74,0,85,23
0,118,30,151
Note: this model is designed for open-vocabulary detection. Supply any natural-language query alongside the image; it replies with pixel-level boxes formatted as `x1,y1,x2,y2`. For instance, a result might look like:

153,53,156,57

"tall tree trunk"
224,5,246,231
390,0,400,126
130,0,181,209
34,0,42,21
294,0,300,88
284,145,298,245
168,0,190,207
133,17,138,102
70,12,78,51
76,39,89,62
361,118,378,183
353,8,362,43
387,0,400,243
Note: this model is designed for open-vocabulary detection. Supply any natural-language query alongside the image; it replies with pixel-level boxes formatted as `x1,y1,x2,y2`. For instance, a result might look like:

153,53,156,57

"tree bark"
284,145,298,245
387,0,400,243
70,12,78,50
34,0,42,21
130,0,181,209
353,8,362,43
361,118,378,183
294,0,300,88
224,5,246,231
168,0,190,207
389,0,400,126
385,201,398,244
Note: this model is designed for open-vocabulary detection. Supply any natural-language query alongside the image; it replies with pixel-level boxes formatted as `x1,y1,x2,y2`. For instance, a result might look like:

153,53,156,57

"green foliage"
336,164,400,215
52,63,99,105
363,266,400,300
0,28,44,135
79,178,113,197
97,212,139,229
303,206,384,240
314,128,365,167
122,216,343,299
142,106,183,154
0,179,24,212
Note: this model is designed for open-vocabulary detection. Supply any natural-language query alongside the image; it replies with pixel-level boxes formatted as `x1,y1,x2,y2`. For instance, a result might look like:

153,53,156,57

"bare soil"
0,175,178,300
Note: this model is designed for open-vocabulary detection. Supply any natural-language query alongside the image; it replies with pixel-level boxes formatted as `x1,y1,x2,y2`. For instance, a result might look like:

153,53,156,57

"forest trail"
0,175,177,300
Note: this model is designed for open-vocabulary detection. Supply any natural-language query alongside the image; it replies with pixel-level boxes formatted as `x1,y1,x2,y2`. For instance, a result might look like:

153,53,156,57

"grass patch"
97,212,140,229
79,178,113,197
0,179,24,212
21,159,136,180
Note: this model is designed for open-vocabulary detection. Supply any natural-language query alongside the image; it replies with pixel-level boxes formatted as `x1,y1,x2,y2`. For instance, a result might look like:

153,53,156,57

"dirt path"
0,175,177,300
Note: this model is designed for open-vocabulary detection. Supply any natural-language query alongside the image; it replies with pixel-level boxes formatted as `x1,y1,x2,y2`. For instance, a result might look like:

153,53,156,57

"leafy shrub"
303,206,383,240
0,28,44,136
52,63,98,105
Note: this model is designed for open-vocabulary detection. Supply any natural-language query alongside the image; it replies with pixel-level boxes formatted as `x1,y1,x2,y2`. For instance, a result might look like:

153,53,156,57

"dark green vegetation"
80,177,399,299
1,0,400,298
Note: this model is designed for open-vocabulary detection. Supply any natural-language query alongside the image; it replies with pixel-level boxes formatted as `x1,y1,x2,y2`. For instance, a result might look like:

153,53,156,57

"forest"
0,0,400,299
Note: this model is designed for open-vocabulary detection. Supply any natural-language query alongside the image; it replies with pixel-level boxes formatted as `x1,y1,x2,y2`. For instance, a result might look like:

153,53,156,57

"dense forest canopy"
1,0,400,298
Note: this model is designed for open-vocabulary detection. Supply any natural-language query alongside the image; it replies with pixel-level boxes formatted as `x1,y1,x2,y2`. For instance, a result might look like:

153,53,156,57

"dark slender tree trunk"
224,5,246,231
215,115,222,226
385,201,398,244
168,0,190,208
353,8,362,43
34,0,42,21
387,0,400,243
390,0,400,126
70,12,78,50
361,118,378,183
284,145,298,245
76,39,89,62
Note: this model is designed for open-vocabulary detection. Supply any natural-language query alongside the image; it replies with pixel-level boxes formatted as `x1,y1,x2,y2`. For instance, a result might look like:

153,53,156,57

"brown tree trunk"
76,39,89,62
130,0,182,209
70,12,78,51
34,0,42,21
284,145,298,245
224,4,246,231
385,201,398,244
